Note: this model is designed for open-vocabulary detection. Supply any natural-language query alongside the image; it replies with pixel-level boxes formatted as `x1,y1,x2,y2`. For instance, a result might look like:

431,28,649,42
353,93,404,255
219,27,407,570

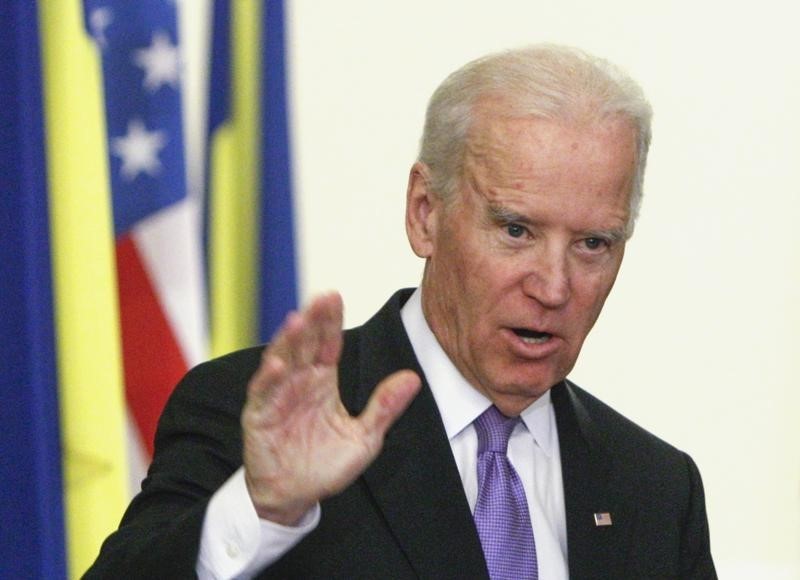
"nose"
521,246,571,309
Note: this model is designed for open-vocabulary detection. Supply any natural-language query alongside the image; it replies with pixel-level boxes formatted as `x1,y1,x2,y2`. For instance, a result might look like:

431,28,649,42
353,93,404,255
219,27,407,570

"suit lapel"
344,291,489,578
552,381,636,579
346,292,645,577
363,386,489,578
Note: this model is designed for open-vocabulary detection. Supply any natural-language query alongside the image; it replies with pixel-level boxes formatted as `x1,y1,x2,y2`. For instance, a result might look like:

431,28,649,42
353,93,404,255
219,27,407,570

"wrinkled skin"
242,293,421,524
406,102,637,416
242,101,638,520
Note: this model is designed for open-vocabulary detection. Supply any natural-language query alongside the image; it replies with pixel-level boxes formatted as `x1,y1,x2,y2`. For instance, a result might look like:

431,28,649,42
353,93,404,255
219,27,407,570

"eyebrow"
587,228,628,244
487,203,628,243
487,204,530,224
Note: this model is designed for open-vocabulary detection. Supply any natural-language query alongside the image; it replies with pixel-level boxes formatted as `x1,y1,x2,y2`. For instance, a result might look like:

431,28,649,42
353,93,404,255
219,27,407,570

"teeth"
520,335,550,344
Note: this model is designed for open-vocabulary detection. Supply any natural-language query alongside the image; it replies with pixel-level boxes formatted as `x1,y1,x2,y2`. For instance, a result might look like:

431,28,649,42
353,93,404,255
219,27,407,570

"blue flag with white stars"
83,0,186,237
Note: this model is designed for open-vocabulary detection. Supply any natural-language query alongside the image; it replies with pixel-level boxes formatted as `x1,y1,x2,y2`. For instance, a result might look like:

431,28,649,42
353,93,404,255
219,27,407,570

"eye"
582,237,609,251
506,223,527,238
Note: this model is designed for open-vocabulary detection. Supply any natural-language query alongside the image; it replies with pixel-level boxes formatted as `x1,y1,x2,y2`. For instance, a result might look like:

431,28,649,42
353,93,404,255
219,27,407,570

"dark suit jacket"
86,289,716,579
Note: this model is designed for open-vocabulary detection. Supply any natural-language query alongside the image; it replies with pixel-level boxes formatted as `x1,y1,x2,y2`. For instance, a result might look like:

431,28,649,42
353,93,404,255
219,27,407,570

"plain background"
181,1,800,577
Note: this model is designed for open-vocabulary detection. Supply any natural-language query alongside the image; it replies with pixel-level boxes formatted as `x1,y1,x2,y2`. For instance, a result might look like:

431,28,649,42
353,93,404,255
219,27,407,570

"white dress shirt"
401,289,569,580
197,289,568,579
196,468,319,579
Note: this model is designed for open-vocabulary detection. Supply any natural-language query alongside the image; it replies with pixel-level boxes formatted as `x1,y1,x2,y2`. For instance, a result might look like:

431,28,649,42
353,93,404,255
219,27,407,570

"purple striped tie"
473,405,538,579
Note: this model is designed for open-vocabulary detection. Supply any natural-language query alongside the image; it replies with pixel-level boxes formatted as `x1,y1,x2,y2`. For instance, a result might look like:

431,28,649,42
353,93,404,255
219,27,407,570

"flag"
40,0,206,576
594,512,613,527
39,0,130,576
3,0,294,574
83,0,208,466
207,0,298,356
260,0,298,340
0,2,67,577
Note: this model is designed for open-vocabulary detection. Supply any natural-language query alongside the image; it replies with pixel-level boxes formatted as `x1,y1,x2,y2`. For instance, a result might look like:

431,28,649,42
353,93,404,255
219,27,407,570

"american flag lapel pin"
594,512,613,527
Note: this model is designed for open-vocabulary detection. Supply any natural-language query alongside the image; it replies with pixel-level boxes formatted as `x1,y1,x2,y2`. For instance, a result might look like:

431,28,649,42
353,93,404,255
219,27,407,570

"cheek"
441,252,494,331
457,252,505,307
435,228,479,286
573,272,618,325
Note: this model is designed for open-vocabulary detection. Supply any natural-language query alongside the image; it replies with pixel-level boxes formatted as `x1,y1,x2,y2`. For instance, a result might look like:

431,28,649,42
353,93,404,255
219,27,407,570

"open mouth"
512,328,552,344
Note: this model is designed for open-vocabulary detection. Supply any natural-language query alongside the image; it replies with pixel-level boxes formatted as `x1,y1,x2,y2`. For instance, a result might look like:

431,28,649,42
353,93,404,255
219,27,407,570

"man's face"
407,104,638,415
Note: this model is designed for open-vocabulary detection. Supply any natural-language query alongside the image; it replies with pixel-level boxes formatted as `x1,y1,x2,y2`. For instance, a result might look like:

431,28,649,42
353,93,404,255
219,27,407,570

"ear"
405,162,440,258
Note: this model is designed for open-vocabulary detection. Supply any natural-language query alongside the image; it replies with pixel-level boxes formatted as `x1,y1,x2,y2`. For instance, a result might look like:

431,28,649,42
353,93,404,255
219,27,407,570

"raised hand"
241,292,421,525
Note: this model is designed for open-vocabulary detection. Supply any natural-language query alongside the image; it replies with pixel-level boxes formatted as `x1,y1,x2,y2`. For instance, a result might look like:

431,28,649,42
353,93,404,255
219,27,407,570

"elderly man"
88,45,716,579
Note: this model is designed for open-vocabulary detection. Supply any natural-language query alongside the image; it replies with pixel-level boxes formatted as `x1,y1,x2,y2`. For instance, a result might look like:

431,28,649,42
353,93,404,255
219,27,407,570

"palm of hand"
242,293,420,525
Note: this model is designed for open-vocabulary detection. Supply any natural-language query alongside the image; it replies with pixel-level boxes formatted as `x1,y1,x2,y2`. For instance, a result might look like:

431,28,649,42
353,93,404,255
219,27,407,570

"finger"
270,293,341,370
286,307,318,368
358,370,422,442
266,310,304,370
246,353,287,408
296,293,337,367
309,292,343,366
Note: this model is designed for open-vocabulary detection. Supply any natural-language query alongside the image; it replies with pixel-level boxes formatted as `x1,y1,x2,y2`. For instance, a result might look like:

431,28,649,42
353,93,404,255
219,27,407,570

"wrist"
244,471,314,526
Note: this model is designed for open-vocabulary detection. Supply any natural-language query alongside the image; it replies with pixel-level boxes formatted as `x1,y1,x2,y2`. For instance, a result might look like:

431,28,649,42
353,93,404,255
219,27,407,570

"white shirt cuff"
196,467,320,579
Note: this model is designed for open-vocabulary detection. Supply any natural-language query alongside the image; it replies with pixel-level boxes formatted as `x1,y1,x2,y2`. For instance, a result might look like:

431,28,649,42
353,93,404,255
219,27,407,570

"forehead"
467,100,636,172
461,104,637,219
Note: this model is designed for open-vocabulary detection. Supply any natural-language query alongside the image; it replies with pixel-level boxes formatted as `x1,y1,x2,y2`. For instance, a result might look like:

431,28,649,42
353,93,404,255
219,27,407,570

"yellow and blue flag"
206,0,298,356
0,2,67,577
1,0,298,577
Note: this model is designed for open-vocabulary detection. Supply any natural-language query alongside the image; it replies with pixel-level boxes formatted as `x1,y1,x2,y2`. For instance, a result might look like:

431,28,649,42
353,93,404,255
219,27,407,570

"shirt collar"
400,288,556,457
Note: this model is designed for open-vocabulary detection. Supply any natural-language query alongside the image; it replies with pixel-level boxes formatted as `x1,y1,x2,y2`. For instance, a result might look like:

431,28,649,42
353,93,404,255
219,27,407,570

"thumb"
358,370,422,441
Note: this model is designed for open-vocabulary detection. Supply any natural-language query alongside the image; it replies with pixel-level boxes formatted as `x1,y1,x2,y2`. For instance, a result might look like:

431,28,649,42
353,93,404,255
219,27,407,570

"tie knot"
474,405,519,454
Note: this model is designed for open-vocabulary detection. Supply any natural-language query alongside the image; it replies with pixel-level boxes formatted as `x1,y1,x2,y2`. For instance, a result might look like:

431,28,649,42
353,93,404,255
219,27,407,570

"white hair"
417,44,652,236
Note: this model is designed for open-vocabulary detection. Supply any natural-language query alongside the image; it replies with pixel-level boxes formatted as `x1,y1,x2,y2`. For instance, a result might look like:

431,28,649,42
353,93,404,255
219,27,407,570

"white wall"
187,1,800,576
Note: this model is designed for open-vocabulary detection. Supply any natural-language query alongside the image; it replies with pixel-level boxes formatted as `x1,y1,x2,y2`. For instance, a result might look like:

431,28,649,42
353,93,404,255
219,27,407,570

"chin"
492,374,559,400
507,361,566,390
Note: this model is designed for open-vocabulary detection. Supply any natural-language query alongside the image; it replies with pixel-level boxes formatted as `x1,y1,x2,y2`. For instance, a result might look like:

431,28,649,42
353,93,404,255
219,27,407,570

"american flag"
594,512,613,527
84,0,207,484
